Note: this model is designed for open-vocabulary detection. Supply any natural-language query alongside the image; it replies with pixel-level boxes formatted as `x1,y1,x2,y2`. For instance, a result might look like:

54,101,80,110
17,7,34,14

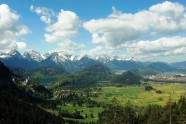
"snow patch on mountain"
23,50,43,62
0,49,21,58
0,49,132,63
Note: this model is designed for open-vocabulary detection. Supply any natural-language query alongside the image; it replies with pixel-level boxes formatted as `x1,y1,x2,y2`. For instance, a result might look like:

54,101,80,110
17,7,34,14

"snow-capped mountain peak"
113,56,122,61
96,54,113,63
124,57,135,61
0,49,140,71
23,50,43,62
0,49,130,63
0,49,21,58
44,51,72,63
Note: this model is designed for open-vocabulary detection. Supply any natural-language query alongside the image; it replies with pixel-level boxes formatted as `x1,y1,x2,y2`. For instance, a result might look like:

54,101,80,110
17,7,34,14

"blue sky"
0,0,186,62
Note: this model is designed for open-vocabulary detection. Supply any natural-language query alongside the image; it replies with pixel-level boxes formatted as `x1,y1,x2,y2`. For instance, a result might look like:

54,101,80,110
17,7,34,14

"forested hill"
111,71,142,85
0,61,13,86
82,64,111,73
52,64,143,88
0,61,64,124
53,64,113,88
74,64,112,86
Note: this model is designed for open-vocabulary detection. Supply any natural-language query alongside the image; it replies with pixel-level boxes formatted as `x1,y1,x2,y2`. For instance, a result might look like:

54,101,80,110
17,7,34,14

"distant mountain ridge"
0,49,143,71
0,49,184,74
171,61,186,68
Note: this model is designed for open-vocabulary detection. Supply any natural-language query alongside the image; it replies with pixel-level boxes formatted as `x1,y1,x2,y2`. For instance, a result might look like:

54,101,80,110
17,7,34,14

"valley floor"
55,82,186,123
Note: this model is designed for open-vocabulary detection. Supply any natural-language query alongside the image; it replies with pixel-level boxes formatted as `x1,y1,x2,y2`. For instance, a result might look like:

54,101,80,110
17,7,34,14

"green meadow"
58,83,186,122
58,105,103,122
93,83,186,106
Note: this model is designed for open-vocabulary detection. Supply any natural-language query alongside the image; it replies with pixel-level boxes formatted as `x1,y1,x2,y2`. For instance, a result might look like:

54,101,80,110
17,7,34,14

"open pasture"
92,83,186,106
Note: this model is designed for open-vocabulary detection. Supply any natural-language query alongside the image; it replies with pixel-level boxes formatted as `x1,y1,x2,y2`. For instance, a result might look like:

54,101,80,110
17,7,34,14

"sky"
0,0,186,62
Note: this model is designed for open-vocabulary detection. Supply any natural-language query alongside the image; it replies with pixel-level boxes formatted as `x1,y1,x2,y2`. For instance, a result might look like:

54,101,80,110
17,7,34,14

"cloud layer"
128,37,186,56
84,1,186,48
0,4,30,50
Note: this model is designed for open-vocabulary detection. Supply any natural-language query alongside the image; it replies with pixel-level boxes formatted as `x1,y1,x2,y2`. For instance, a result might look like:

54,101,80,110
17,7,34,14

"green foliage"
52,64,113,87
0,61,13,85
139,105,163,124
74,64,112,87
0,61,64,124
58,75,75,87
111,71,141,85
98,96,186,124
144,85,154,91
83,64,110,73
0,87,64,124
97,105,137,124
30,66,68,84
13,77,52,99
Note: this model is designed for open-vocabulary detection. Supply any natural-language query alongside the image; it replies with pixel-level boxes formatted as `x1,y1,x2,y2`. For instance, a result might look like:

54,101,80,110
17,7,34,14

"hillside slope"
0,61,64,124
111,71,141,85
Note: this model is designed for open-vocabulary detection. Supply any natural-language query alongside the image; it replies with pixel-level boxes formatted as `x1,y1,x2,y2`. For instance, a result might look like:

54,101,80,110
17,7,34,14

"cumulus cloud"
126,36,186,61
80,46,106,58
57,40,85,52
31,6,84,52
45,10,82,43
44,9,84,52
0,4,30,50
84,1,186,48
30,5,55,24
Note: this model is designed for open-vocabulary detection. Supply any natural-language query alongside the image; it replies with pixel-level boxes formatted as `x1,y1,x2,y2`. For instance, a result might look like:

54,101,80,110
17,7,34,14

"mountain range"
0,49,142,71
0,49,185,73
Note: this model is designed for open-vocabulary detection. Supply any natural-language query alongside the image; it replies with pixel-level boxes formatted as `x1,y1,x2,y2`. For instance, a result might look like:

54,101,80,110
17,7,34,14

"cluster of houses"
144,74,186,82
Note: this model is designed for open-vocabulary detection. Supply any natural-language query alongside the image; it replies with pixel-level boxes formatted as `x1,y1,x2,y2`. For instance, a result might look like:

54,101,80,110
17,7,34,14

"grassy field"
58,104,103,122
92,83,186,106
58,83,186,122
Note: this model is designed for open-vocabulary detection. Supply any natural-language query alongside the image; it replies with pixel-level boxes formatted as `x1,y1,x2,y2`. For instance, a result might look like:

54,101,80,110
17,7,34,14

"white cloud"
31,6,84,52
45,9,84,52
16,42,27,50
57,40,85,52
30,5,55,24
0,4,30,50
81,46,106,58
84,1,186,48
126,36,186,61
40,15,51,24
45,10,82,43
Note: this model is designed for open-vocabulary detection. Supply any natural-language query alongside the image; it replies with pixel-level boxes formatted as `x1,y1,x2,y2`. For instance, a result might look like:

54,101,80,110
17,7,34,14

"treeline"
0,87,64,124
0,61,64,124
98,96,186,124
